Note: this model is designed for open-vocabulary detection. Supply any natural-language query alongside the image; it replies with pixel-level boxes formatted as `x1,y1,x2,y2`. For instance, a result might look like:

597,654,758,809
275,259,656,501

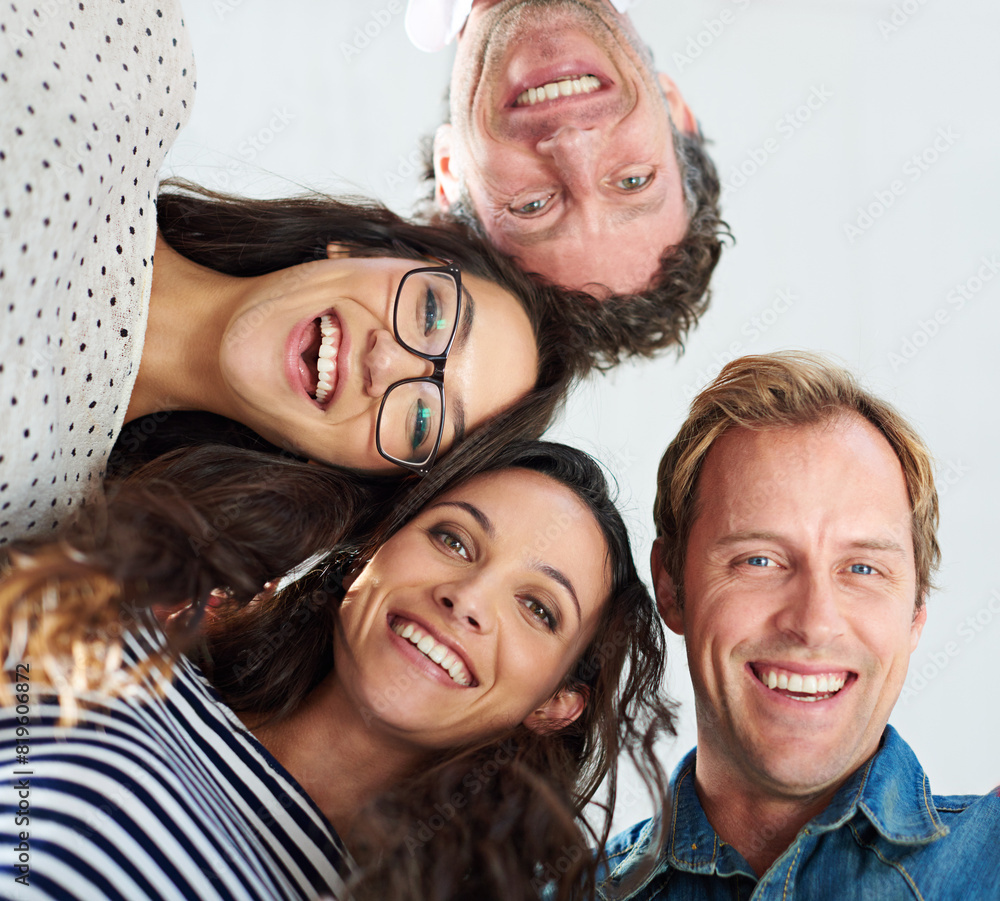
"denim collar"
604,726,948,897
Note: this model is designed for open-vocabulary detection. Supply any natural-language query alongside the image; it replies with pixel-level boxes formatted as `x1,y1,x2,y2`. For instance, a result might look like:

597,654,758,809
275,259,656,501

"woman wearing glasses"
0,0,574,546
0,439,673,901
0,179,573,546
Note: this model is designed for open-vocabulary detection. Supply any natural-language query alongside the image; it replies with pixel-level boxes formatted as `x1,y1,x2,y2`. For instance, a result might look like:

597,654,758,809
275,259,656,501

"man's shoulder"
604,816,659,871
931,788,1000,830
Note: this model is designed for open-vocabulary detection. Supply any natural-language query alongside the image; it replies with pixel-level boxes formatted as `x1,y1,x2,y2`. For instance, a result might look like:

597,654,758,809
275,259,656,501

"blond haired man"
602,352,1000,900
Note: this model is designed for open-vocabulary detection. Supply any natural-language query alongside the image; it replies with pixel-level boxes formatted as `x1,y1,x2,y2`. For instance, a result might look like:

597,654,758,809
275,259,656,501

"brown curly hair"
417,122,730,369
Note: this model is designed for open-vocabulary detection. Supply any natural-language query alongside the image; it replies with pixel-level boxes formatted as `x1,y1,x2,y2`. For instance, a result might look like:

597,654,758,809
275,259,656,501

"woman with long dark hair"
0,0,574,547
0,438,673,901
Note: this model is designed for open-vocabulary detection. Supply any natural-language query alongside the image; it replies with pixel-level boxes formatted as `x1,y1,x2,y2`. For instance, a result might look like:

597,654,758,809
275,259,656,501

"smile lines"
392,619,474,687
514,74,601,107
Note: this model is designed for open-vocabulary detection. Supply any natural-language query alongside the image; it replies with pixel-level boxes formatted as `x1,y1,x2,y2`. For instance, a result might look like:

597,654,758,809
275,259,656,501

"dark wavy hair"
109,179,581,476
1,435,675,901
200,437,675,901
417,123,730,369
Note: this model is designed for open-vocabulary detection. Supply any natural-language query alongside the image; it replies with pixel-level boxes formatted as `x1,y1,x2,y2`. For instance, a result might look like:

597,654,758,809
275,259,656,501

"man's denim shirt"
600,727,1000,900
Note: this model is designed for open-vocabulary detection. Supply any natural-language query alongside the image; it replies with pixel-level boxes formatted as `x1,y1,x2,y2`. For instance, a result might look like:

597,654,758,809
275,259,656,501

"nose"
433,577,496,634
535,126,599,193
774,571,847,649
364,329,432,399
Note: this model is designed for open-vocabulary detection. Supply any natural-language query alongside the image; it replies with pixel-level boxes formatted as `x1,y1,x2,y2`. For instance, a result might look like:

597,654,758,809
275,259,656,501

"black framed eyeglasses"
374,262,463,475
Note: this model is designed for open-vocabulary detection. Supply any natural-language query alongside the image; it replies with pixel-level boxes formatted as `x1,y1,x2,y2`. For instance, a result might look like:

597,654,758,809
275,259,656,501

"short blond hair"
654,352,940,607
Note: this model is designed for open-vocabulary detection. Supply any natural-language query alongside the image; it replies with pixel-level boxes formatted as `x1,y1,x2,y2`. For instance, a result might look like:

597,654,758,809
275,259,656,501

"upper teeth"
392,620,472,687
315,314,338,403
515,74,601,107
756,667,847,699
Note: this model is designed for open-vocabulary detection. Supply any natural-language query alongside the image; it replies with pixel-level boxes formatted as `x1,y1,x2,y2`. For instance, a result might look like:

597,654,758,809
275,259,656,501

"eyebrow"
428,502,583,622
532,561,582,623
431,501,495,538
716,531,909,556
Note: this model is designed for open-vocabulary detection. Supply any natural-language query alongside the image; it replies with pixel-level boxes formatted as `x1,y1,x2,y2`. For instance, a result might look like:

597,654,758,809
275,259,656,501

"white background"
166,0,1000,831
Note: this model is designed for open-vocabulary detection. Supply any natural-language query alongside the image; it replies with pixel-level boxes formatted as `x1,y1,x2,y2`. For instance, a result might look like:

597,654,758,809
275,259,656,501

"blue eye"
409,399,434,454
850,564,876,575
747,556,772,567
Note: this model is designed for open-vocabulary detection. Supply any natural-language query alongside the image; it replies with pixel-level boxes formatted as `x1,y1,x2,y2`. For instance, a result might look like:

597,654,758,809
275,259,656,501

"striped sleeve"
0,628,348,900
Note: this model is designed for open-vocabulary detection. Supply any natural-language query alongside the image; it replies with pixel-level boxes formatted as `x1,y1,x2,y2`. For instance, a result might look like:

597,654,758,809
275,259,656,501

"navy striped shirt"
1,626,349,900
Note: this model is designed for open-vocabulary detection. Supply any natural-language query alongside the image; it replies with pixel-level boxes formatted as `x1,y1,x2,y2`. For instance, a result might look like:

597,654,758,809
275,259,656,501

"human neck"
245,671,426,840
693,747,847,877
125,233,242,424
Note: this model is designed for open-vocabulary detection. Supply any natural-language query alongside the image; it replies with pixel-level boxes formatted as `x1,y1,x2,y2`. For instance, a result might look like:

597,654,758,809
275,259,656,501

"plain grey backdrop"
165,0,1000,831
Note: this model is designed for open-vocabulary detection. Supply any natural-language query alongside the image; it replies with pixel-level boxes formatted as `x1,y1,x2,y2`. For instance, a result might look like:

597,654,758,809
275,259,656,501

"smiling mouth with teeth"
298,312,340,405
391,618,475,687
751,664,852,703
514,74,602,106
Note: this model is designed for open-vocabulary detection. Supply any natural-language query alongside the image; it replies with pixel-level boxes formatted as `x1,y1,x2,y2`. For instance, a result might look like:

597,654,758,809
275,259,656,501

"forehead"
419,469,611,613
442,270,538,438
693,415,913,547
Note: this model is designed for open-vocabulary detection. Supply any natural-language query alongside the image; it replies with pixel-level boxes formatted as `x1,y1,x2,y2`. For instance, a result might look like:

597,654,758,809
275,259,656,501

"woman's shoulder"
0,624,349,900
0,0,196,546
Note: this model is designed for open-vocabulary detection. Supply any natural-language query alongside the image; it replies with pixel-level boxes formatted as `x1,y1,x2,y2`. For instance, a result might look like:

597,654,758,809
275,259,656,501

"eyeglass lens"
380,270,459,466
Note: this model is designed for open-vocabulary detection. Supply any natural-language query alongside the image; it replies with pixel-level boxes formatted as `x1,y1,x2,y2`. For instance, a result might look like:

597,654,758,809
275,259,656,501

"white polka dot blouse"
0,0,195,545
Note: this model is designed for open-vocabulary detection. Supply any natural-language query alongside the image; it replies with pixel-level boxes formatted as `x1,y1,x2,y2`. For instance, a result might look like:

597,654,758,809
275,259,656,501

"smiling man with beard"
600,352,1000,900
406,0,726,364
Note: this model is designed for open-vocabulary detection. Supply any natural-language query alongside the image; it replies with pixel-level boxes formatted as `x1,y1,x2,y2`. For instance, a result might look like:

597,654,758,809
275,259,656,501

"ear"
523,686,588,734
432,123,463,212
909,602,928,652
326,242,353,259
657,73,698,135
651,538,684,636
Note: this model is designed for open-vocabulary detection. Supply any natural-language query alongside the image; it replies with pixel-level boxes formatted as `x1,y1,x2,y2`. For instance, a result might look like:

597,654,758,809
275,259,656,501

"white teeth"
391,620,471,687
515,74,601,106
756,667,848,699
313,314,339,403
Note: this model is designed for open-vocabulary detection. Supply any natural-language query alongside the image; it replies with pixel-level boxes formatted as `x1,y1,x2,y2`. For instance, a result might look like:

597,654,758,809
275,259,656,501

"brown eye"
510,195,553,216
522,596,557,631
617,174,651,191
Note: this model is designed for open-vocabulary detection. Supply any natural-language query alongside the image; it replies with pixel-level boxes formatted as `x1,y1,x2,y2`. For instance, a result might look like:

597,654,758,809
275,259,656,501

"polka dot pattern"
0,1,195,544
